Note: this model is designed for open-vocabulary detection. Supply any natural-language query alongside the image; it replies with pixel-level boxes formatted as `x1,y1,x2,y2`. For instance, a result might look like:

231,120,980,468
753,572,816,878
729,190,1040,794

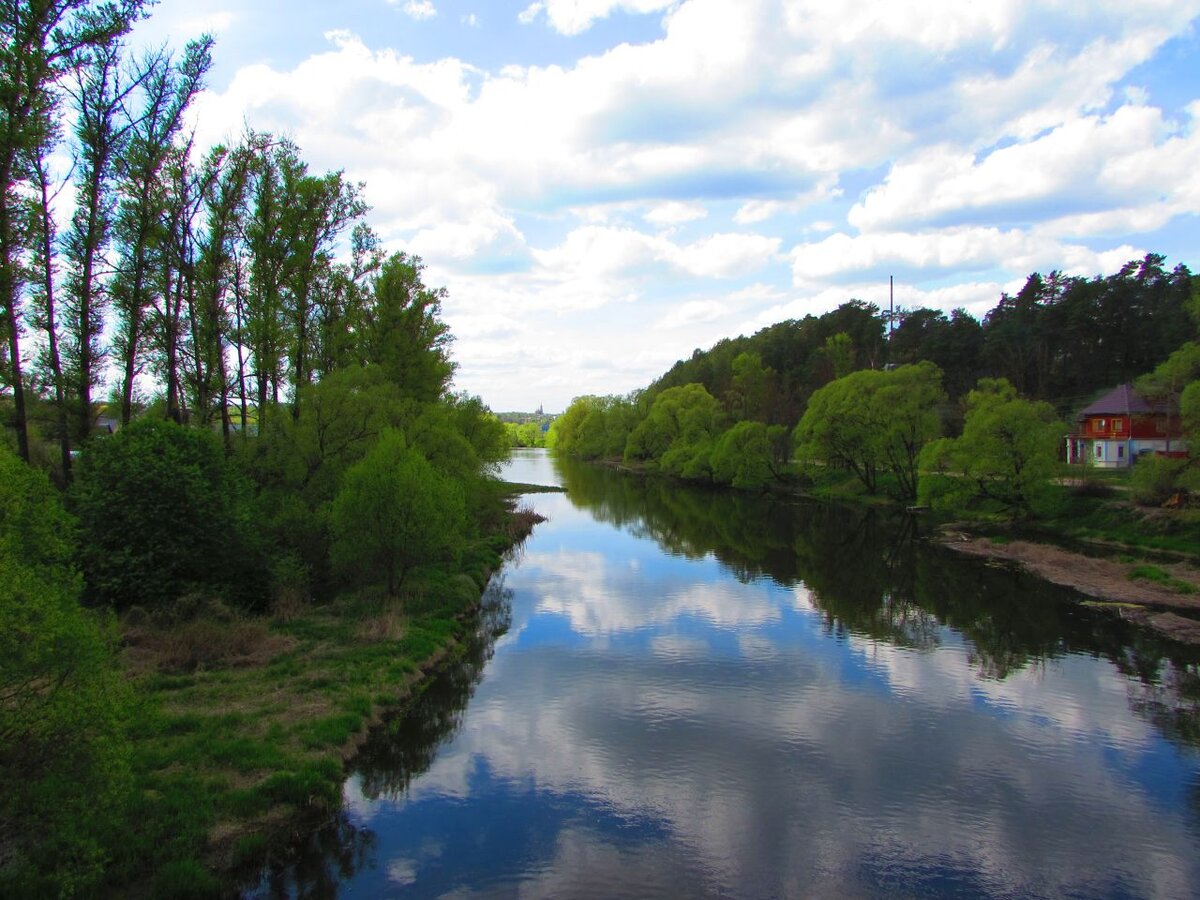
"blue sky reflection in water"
319,451,1200,897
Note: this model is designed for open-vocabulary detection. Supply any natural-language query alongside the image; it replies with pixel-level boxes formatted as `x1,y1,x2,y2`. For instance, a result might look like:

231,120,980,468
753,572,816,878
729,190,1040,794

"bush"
919,379,1063,519
0,445,133,895
330,430,468,595
1130,455,1192,506
72,417,268,611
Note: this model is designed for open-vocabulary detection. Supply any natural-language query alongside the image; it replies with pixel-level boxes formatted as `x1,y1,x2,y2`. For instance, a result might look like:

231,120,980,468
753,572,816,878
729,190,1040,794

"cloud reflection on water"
334,456,1200,898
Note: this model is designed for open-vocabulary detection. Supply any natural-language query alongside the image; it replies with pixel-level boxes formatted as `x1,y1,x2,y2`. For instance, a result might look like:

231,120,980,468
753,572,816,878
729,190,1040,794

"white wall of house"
1082,438,1183,468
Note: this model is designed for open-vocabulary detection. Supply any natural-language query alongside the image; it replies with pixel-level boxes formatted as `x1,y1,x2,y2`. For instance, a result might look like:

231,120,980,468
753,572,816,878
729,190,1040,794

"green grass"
1128,564,1199,594
98,527,518,896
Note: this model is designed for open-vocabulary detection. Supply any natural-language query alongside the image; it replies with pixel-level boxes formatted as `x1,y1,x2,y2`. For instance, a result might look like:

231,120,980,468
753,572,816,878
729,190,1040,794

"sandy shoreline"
937,534,1200,644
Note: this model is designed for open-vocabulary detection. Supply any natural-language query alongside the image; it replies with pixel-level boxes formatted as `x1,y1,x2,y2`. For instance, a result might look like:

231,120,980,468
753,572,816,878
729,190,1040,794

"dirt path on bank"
937,534,1200,645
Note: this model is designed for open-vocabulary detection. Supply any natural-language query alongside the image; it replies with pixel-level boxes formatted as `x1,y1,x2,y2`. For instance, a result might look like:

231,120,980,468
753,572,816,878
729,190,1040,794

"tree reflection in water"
244,814,374,900
554,456,1200,751
240,577,514,897
354,577,513,801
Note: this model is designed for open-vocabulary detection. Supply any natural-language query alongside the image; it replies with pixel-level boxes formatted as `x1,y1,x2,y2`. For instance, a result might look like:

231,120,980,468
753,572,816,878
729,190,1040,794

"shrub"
330,430,468,595
0,446,132,895
71,417,268,611
1130,455,1192,506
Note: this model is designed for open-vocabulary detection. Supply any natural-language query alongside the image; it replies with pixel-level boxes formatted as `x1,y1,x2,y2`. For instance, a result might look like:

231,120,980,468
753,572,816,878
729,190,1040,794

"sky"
128,0,1200,413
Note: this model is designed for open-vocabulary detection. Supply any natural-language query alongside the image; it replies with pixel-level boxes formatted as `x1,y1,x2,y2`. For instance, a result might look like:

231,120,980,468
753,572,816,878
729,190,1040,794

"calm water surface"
251,449,1200,898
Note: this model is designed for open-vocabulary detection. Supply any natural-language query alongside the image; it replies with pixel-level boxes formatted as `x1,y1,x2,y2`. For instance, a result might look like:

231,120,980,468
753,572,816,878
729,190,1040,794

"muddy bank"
938,533,1200,644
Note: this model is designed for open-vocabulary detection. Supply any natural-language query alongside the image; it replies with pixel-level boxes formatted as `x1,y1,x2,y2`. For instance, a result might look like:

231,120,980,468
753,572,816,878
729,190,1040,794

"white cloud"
655,299,728,329
518,2,544,25
788,227,1143,285
850,104,1200,233
644,200,707,226
530,225,779,281
461,12,479,27
520,0,678,36
170,0,1200,409
399,0,437,20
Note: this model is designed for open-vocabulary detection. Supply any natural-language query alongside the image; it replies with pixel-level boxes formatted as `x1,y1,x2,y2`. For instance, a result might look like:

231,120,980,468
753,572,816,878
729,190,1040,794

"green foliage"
505,420,548,447
920,378,1064,519
550,394,639,460
794,362,945,499
726,352,776,421
72,417,267,610
1129,455,1194,506
1136,341,1200,402
711,421,789,489
651,299,885,424
625,384,723,478
330,430,468,595
0,446,133,896
1183,381,1200,446
151,859,224,899
363,252,455,402
1127,565,1198,594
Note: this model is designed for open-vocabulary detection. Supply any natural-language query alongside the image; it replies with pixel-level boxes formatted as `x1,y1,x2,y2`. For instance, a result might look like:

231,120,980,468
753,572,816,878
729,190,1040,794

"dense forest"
551,255,1200,514
0,3,518,894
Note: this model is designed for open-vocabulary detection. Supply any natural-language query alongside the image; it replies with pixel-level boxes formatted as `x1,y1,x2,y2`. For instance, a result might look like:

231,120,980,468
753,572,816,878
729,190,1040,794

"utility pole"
884,275,895,369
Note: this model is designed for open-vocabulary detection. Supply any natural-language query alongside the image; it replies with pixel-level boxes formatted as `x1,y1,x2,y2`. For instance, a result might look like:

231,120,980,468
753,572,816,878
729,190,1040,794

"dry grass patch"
507,504,547,542
355,605,407,643
122,616,298,675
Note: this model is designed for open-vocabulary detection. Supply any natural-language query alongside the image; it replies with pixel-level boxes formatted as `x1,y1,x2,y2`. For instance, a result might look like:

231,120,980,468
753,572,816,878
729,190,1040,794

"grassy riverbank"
100,492,543,898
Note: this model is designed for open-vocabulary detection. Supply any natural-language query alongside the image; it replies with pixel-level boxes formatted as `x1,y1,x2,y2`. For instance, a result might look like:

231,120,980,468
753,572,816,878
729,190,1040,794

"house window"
1118,445,1125,460
1095,442,1104,459
1094,418,1107,432
1114,419,1124,433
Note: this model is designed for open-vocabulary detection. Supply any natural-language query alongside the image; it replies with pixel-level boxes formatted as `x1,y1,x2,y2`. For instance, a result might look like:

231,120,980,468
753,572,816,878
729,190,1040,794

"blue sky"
131,0,1200,412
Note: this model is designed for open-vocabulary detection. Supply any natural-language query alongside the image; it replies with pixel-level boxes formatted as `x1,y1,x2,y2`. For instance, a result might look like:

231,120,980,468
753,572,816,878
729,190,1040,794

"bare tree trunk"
33,158,72,479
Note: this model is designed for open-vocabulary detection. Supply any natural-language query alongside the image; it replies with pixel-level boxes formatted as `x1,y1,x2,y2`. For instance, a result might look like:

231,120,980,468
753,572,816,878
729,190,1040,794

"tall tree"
243,136,293,420
27,147,72,478
110,35,211,424
61,40,136,446
793,363,945,499
281,165,367,415
920,378,1063,519
313,221,384,378
0,0,147,459
190,140,254,444
363,252,455,402
150,137,204,423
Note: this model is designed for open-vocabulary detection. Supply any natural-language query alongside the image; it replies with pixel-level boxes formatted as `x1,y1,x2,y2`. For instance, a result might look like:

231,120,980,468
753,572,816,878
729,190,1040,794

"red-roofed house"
1066,383,1186,467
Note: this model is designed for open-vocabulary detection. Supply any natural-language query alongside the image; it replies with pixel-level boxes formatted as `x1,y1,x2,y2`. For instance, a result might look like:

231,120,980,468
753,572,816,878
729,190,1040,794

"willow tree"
920,378,1064,519
793,362,946,499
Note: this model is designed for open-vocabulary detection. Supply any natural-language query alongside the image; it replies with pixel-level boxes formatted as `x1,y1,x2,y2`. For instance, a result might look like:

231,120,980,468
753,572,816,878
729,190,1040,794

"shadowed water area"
248,449,1200,898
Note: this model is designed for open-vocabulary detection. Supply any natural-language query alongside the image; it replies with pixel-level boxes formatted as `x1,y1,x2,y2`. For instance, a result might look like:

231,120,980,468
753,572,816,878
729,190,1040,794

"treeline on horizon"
0,3,514,894
551,254,1200,513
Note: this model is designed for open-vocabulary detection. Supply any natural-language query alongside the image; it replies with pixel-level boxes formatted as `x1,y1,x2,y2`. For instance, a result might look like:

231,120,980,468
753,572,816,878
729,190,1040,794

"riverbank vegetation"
0,2,531,894
551,255,1200,546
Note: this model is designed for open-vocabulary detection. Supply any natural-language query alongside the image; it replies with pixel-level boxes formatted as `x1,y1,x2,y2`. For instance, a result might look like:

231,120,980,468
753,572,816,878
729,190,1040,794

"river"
250,448,1200,898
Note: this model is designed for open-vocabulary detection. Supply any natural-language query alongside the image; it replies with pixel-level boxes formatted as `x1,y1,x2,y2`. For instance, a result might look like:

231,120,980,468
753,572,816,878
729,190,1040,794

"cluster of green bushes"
553,317,1200,523
502,420,549,448
549,356,790,491
551,254,1200,518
